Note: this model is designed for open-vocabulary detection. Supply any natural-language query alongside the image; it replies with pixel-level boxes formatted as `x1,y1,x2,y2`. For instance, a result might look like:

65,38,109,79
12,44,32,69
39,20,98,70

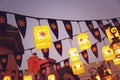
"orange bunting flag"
33,25,52,49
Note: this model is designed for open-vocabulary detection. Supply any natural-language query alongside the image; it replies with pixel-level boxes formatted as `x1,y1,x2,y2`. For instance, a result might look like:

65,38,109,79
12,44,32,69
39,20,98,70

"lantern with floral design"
33,25,52,49
48,74,56,80
77,32,91,50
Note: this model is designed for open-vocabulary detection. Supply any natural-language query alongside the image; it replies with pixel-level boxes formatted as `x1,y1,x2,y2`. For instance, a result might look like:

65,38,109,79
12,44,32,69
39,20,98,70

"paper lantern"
48,74,56,80
113,58,120,65
4,76,11,80
105,26,119,43
95,75,100,80
102,46,115,61
69,48,80,62
24,75,33,80
77,32,91,50
34,25,52,49
71,60,84,75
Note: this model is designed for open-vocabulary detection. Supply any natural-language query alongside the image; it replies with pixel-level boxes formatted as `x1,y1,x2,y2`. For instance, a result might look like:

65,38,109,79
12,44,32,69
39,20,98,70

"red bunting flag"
81,50,89,64
91,43,98,58
15,14,27,38
41,48,49,59
0,54,8,70
12,70,16,80
48,19,59,39
54,40,63,56
63,58,70,67
63,20,73,39
55,62,61,71
18,71,23,80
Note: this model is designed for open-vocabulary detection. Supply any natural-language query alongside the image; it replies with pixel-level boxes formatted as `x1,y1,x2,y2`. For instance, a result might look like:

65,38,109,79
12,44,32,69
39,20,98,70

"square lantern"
77,32,91,50
102,46,115,61
71,60,84,75
4,76,11,80
105,26,119,44
23,74,33,80
113,58,120,65
48,74,56,80
34,25,52,49
69,48,80,62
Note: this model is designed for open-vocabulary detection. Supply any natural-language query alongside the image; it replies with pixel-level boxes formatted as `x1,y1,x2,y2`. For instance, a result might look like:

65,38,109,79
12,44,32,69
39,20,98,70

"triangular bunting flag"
18,70,23,80
91,43,98,58
91,28,101,42
85,20,94,30
48,19,59,39
0,70,5,80
14,52,23,67
112,18,120,33
41,48,49,59
12,70,16,80
15,14,27,38
63,58,70,67
63,20,73,39
39,67,46,80
81,50,89,64
54,40,63,56
96,20,106,35
0,54,8,70
0,11,7,34
55,62,61,71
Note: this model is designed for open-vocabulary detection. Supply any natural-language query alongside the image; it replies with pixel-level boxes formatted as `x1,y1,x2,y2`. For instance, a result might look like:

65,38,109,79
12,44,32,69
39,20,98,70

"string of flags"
0,10,120,71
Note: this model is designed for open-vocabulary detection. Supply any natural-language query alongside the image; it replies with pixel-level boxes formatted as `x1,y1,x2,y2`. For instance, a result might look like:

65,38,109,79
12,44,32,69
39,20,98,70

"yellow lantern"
71,60,85,75
102,46,115,61
48,74,56,80
77,32,91,50
33,25,52,49
69,48,80,62
4,76,11,80
23,75,33,80
105,26,119,43
95,75,100,80
113,58,120,65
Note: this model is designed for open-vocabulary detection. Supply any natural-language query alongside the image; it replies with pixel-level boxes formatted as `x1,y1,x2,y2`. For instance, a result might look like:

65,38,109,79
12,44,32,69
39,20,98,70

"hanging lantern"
4,76,11,80
33,25,52,49
48,74,56,80
95,75,100,80
113,58,120,65
109,27,120,58
102,46,115,61
105,26,119,43
23,75,33,80
68,48,80,62
71,60,85,75
77,32,91,50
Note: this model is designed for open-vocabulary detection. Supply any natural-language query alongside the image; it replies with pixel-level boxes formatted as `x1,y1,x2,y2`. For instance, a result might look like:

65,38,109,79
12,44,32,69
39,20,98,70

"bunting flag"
85,20,94,30
48,19,59,39
15,14,27,38
96,20,106,35
41,48,49,59
14,52,23,67
63,20,73,39
18,71,23,80
112,18,120,32
55,62,61,71
40,67,46,80
81,50,89,64
91,43,98,58
12,70,16,80
0,11,7,34
63,58,70,67
91,28,101,42
54,40,63,56
0,54,8,70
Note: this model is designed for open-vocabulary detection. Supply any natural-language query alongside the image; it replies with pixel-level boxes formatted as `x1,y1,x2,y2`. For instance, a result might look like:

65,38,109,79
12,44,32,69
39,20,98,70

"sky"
0,0,120,70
